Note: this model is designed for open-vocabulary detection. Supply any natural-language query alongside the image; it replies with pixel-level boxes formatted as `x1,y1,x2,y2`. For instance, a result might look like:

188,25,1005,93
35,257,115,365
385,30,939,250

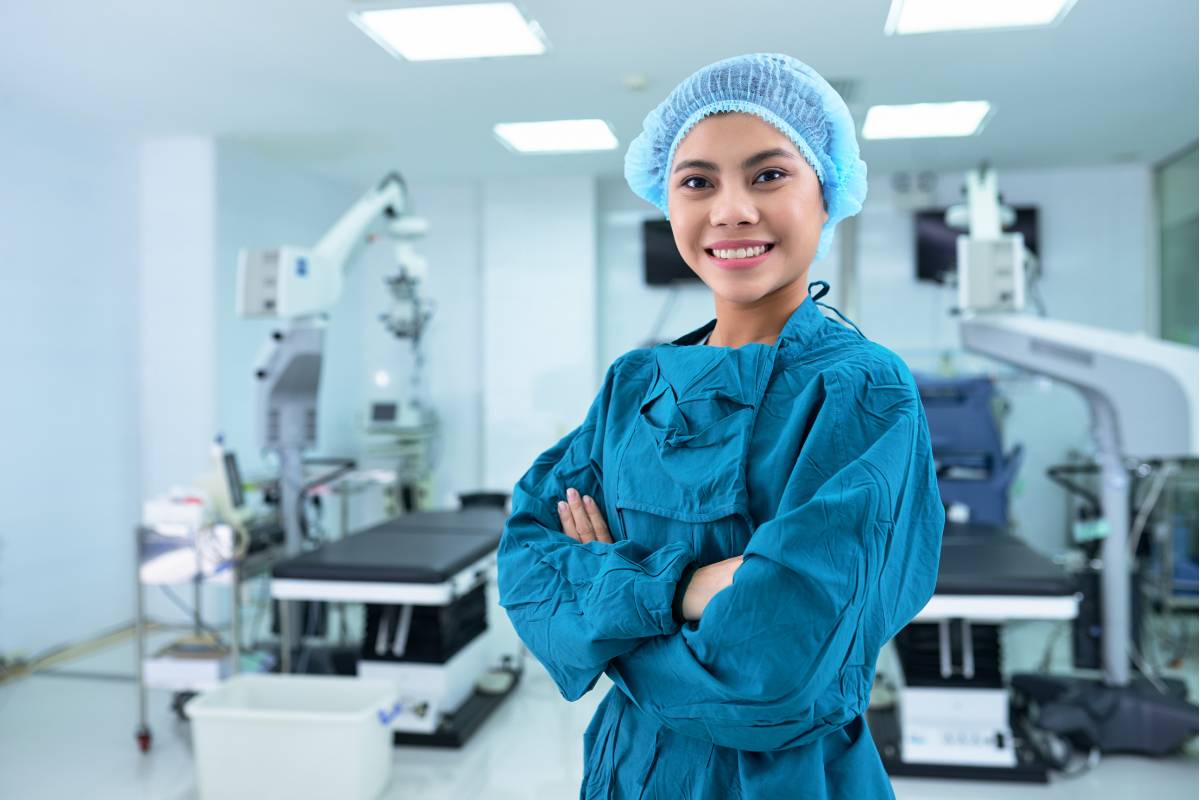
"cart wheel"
136,726,152,753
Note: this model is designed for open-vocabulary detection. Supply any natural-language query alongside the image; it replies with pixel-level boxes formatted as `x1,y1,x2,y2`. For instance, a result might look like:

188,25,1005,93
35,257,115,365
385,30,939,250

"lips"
704,242,775,270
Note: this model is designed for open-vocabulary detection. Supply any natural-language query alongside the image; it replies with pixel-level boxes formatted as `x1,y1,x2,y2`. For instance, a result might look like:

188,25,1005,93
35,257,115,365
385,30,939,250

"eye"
681,176,711,190
754,168,786,184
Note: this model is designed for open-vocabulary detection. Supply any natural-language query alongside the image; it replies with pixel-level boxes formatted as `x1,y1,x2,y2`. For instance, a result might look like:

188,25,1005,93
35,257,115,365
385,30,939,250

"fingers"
557,488,613,544
583,495,613,544
566,488,596,543
557,501,580,542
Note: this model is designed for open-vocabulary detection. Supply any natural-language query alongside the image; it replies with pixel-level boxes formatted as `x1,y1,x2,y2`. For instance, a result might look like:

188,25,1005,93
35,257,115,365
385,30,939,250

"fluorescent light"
884,0,1077,35
862,102,992,139
349,2,547,61
493,120,618,154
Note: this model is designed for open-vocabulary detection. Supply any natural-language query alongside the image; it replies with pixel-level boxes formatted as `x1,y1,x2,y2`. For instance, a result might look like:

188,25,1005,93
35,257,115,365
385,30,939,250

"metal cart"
133,523,283,752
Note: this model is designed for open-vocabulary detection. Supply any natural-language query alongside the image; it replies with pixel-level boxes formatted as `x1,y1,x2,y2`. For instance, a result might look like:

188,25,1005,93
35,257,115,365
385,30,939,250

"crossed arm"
553,486,741,622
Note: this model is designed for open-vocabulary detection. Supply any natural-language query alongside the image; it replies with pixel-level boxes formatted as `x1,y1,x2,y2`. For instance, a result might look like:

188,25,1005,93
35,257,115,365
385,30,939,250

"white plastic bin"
184,674,397,800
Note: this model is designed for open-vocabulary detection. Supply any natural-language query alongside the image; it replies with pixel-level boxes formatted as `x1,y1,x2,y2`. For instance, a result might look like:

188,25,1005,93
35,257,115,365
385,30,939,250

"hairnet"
624,53,868,262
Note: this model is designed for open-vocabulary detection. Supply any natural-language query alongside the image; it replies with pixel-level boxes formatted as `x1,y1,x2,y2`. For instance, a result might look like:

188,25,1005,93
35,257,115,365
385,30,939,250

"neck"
708,276,810,348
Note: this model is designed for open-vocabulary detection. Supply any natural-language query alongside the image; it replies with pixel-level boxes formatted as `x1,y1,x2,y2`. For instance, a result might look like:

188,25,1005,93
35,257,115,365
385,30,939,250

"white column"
137,137,217,497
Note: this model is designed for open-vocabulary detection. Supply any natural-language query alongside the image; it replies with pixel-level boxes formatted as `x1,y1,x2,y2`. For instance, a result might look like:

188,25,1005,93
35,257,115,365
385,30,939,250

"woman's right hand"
680,556,743,621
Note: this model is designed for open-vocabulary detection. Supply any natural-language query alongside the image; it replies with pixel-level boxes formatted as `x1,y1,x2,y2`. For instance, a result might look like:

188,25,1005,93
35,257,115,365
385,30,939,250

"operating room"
1,1,1198,798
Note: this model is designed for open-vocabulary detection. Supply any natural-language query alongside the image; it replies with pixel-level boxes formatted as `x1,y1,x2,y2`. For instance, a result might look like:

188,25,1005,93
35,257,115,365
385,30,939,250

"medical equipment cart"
133,523,284,753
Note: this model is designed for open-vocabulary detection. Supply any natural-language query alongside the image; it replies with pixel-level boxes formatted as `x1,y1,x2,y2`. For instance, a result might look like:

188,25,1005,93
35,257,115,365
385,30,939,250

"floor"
0,636,1195,800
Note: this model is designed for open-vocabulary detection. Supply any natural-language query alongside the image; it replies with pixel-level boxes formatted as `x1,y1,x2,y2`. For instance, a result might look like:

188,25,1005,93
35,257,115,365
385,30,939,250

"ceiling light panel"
884,0,1077,35
493,120,619,154
862,102,992,140
350,2,548,61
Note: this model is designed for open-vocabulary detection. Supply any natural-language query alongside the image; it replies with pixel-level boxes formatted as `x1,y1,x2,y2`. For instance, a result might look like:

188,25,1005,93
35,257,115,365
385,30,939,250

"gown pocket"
613,365,758,560
616,367,755,523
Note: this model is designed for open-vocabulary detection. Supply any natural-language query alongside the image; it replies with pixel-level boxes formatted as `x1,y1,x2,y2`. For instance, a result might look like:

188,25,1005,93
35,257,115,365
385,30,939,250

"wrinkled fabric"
498,290,944,799
623,53,868,262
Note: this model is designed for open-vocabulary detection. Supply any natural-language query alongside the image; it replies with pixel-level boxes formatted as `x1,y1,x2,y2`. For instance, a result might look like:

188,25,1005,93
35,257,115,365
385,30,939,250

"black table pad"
272,514,1073,595
937,523,1076,597
272,509,506,584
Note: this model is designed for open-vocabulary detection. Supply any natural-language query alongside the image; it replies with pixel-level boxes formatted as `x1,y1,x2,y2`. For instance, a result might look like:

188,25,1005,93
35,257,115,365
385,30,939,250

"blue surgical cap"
624,53,868,262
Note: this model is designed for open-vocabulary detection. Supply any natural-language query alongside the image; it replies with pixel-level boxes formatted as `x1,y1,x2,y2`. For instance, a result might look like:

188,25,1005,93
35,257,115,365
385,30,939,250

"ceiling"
1,0,1196,189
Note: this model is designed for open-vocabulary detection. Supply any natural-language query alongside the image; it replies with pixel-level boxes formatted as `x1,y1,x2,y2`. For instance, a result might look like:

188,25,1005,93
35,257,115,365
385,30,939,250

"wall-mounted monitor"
643,220,701,285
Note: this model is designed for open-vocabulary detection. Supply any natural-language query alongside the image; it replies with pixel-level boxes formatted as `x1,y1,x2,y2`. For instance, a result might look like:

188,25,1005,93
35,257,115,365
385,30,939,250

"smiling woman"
497,53,944,800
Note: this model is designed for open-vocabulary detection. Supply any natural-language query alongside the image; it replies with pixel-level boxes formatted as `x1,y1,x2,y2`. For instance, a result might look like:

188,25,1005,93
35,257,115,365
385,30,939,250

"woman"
497,53,944,799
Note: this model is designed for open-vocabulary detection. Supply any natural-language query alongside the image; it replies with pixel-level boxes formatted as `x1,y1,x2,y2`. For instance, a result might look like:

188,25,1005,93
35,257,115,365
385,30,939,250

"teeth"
712,245,768,260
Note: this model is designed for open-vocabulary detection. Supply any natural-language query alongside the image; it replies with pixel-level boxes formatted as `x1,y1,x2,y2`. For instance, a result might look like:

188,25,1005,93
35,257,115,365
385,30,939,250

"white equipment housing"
957,234,1025,312
900,687,1016,768
237,246,336,319
951,166,1027,313
357,634,493,735
236,176,406,319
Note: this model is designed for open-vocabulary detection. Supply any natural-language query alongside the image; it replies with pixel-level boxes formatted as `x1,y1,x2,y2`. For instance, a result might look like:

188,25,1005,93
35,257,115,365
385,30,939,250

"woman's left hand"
557,487,613,544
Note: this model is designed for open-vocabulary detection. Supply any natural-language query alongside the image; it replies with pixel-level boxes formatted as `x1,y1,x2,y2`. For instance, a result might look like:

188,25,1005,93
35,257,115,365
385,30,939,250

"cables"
1045,462,1102,519
1129,462,1176,558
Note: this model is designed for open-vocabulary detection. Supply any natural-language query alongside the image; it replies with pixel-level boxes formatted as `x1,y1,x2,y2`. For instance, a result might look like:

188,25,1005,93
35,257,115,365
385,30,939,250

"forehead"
672,112,799,163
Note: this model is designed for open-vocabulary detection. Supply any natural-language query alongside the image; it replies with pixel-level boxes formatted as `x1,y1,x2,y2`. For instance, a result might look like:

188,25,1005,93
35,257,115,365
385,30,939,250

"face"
667,113,828,307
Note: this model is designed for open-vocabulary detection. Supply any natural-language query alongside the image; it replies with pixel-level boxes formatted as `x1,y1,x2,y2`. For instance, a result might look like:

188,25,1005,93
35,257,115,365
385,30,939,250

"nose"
708,183,760,228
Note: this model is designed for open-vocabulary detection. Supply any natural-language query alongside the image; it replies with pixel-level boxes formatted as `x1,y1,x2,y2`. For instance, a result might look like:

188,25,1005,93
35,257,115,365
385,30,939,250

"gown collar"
650,282,835,410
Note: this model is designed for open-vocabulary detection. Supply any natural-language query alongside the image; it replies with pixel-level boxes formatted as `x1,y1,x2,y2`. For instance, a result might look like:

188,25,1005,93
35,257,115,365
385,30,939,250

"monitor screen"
915,206,1039,284
371,402,398,423
643,220,700,286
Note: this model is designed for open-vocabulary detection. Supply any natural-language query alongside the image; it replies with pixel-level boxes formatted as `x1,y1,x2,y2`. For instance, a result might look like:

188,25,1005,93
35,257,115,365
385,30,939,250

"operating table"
870,522,1081,783
270,508,511,747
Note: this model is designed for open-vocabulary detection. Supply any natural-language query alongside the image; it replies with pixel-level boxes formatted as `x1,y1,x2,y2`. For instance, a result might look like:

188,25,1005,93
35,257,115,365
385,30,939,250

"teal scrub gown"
497,287,945,799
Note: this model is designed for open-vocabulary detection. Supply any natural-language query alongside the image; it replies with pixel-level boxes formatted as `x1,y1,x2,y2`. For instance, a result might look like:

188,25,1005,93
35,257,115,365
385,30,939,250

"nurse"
497,53,944,799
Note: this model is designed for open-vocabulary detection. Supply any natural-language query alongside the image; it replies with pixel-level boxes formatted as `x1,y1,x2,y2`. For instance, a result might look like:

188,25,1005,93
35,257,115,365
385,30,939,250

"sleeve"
496,359,697,702
604,359,945,752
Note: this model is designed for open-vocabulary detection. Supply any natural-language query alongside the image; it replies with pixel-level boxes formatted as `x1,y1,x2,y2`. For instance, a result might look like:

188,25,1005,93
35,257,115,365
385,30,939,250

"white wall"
0,96,140,655
481,176,598,492
596,164,1155,556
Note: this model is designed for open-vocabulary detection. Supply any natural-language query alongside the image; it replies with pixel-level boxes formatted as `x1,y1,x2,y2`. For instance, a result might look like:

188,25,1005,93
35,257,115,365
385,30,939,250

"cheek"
667,206,699,253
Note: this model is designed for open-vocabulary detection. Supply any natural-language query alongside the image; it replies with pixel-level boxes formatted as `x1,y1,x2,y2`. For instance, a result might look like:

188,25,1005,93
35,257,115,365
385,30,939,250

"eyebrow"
672,147,798,174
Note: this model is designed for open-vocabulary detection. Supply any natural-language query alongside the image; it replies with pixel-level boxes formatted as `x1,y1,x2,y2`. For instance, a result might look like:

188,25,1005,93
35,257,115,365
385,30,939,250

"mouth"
704,242,774,268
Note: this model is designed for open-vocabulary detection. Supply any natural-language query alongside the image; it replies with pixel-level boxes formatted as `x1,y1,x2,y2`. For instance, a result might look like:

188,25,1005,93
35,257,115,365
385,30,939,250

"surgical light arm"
961,314,1198,687
237,173,408,318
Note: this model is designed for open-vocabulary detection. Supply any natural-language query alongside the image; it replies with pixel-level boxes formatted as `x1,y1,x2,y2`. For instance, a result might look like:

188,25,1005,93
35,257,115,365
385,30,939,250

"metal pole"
231,560,241,675
280,599,292,674
278,446,304,662
1089,392,1131,687
135,526,148,743
193,574,202,639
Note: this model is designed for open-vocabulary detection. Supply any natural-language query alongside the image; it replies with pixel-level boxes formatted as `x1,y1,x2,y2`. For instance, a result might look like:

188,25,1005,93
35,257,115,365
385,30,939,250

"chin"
707,278,774,306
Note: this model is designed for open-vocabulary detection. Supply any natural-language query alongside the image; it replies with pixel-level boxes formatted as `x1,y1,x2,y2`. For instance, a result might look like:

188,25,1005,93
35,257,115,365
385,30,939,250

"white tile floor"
0,638,1195,800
